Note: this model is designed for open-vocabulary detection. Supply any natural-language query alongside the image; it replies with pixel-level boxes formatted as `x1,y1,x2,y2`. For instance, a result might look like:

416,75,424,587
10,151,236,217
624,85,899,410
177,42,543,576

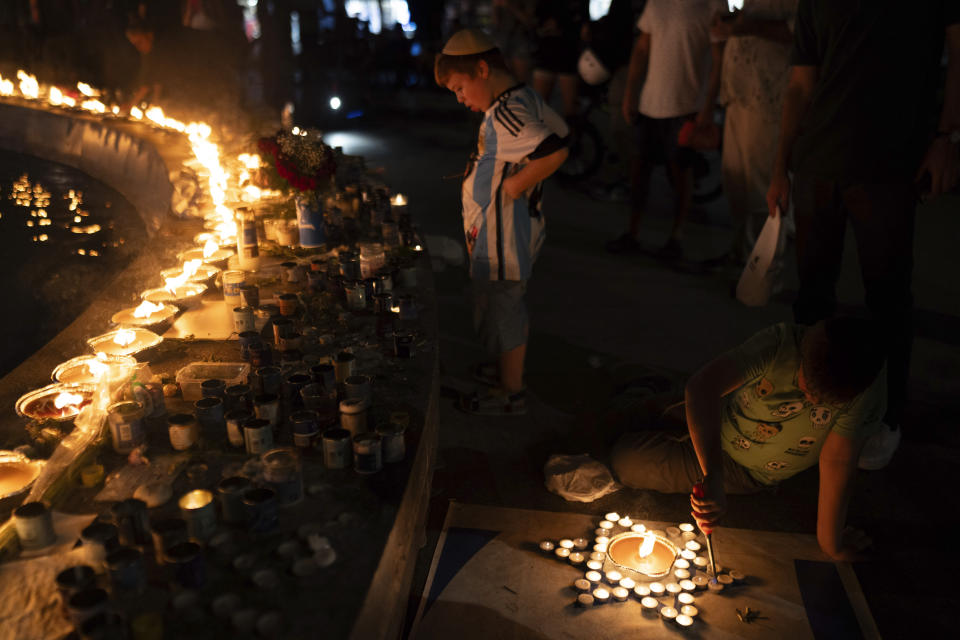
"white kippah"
442,29,497,56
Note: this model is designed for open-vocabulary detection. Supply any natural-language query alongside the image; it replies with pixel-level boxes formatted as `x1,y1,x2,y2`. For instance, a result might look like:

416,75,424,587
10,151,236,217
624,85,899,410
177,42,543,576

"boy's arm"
502,147,569,199
684,354,747,530
622,32,651,124
817,431,866,561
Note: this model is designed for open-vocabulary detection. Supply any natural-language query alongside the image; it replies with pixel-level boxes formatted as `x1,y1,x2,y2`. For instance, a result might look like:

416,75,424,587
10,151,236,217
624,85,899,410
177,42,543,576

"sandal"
471,362,499,387
459,388,527,416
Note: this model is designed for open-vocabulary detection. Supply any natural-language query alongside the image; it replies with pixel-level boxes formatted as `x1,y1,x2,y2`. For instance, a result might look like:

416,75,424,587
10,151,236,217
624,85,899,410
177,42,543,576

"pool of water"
0,149,147,378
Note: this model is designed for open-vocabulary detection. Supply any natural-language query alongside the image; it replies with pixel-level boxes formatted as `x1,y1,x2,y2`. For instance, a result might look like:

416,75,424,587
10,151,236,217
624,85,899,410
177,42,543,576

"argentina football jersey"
462,85,569,281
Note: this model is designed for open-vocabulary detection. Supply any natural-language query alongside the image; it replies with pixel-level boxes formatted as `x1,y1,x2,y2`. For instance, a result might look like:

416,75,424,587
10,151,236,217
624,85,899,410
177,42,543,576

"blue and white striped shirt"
462,84,568,281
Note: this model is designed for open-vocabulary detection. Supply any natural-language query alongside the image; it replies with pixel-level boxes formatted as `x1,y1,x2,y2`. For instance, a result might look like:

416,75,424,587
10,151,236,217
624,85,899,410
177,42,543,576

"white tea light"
682,531,697,542
676,614,694,628
612,586,629,602
585,570,602,584
605,571,623,585
677,592,695,607
729,569,745,582
539,540,555,554
574,578,591,593
589,551,606,562
685,540,702,552
592,587,610,603
665,582,682,596
679,523,695,533
674,558,690,570
586,560,603,571
707,579,724,592
595,535,610,545
680,604,698,618
675,569,691,580
573,537,589,550
599,520,615,532
693,556,709,571
559,539,575,549
604,512,620,522
666,526,681,540
619,577,636,590
692,575,709,589
660,606,678,621
569,552,585,565
681,549,697,561
650,582,665,596
717,574,734,585
631,523,647,533
618,517,633,528
555,547,571,559
593,543,608,553
577,593,594,607
641,596,659,615
594,528,607,537
634,584,651,598
679,579,697,592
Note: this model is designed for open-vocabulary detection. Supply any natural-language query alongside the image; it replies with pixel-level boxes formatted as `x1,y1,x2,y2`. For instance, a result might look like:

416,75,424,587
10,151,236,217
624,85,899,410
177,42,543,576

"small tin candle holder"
322,428,352,469
179,489,217,540
218,476,252,525
242,487,278,533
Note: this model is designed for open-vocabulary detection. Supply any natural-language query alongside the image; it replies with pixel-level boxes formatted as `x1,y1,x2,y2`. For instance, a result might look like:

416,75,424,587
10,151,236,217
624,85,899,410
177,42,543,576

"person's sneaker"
858,423,901,470
655,237,683,261
605,233,641,254
459,388,527,416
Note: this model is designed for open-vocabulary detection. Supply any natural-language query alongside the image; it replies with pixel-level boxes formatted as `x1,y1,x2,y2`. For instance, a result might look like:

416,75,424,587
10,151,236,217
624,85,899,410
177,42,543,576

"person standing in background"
710,0,797,270
767,0,960,470
531,0,589,121
492,0,535,83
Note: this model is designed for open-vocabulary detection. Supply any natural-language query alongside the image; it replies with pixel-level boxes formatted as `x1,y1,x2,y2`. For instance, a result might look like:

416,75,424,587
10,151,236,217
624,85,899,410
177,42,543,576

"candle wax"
559,539,574,549
676,614,693,627
634,585,651,597
585,570,602,583
586,560,603,571
612,587,629,601
604,512,620,522
641,596,659,610
679,523,695,532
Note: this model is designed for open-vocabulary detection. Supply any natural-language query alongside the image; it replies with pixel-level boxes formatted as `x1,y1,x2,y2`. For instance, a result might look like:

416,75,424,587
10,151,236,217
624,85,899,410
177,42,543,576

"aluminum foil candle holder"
52,354,136,384
0,451,43,500
87,328,163,358
141,283,207,311
601,532,679,583
15,382,95,422
110,301,177,330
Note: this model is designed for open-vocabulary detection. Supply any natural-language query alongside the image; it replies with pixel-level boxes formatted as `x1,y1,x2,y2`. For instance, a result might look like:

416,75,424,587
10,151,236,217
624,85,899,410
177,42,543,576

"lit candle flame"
54,391,84,409
81,99,106,114
391,194,407,207
132,300,164,318
238,153,261,170
48,86,63,106
202,239,218,259
130,106,143,119
77,82,96,97
87,358,109,379
113,329,136,347
17,70,38,99
637,534,656,559
0,74,13,96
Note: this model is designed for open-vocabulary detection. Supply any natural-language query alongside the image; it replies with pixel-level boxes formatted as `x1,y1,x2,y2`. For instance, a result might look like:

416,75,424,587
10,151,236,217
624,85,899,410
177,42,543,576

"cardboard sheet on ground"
164,298,238,340
411,503,879,640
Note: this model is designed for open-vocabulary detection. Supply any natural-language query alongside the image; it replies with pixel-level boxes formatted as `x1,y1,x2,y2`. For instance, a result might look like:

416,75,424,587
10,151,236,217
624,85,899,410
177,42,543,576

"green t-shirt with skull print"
720,323,885,485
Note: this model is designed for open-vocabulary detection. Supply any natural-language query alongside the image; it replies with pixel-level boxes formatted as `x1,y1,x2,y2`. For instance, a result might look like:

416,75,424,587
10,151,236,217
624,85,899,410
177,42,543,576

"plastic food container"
176,363,251,401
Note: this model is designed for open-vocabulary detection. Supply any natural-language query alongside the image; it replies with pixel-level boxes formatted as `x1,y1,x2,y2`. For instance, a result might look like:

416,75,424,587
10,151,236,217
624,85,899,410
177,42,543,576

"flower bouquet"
256,128,338,192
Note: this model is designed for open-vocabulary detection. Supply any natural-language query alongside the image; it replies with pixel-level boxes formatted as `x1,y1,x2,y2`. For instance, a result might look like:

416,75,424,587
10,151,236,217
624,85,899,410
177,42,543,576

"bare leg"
500,343,527,393
556,73,579,119
532,69,556,103
666,160,694,241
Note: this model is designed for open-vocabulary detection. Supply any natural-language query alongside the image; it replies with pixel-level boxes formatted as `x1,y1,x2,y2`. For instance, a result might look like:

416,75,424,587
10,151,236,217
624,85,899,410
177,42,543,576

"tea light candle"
641,596,659,615
592,587,610,604
577,594,594,607
728,570,745,583
681,549,697,562
569,552,585,565
693,556,709,572
660,606,678,622
573,537,589,550
605,570,623,585
674,558,690,571
676,614,694,628
665,526,681,540
585,570,602,584
555,547,571,560
604,512,620,522
593,542,608,553
574,578,591,593
666,582,682,597
619,577,636,590
598,520,615,533
595,535,610,545
589,551,606,562
650,582,665,596
682,531,698,542
676,592,695,608
707,579,724,592
692,575,709,589
612,586,629,602
594,528,607,537
679,523,695,533
634,584,651,598
559,539,575,550
680,604,698,618
679,579,697,592
586,560,603,571
539,540,555,554
675,569,691,580
717,574,734,586
618,517,633,528
685,540,702,552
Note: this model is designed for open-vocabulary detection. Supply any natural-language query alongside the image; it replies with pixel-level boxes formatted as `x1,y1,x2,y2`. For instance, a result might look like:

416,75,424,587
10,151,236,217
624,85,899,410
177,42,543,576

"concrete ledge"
0,102,176,234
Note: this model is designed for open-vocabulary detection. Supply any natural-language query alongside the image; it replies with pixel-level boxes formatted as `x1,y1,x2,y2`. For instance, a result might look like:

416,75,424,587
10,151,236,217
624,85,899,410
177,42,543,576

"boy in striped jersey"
436,29,569,415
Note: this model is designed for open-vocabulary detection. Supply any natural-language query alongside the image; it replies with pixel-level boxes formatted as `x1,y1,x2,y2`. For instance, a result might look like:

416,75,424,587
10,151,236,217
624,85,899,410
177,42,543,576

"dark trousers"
791,173,917,427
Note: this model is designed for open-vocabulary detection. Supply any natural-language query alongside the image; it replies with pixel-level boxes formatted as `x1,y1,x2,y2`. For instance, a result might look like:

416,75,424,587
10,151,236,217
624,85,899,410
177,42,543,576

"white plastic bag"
736,208,782,307
544,454,621,503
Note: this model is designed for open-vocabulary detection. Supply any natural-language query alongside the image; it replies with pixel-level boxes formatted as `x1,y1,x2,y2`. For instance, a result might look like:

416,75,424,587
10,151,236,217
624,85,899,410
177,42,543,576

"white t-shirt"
637,0,726,119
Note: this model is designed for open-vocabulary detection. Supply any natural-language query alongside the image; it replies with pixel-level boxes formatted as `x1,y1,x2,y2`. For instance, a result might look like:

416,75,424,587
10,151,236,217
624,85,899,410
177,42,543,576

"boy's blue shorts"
472,279,528,355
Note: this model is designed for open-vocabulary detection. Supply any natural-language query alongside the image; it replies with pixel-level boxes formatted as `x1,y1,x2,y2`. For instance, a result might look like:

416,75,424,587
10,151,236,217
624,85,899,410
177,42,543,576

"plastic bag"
544,454,620,503
736,209,782,307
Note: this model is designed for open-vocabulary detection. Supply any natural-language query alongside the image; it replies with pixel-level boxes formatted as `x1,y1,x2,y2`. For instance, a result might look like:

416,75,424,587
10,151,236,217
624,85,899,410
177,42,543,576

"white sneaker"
858,423,901,470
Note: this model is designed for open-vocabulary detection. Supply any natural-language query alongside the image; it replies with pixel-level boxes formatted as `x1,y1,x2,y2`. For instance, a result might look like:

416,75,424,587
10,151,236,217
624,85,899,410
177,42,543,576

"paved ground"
318,87,960,638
